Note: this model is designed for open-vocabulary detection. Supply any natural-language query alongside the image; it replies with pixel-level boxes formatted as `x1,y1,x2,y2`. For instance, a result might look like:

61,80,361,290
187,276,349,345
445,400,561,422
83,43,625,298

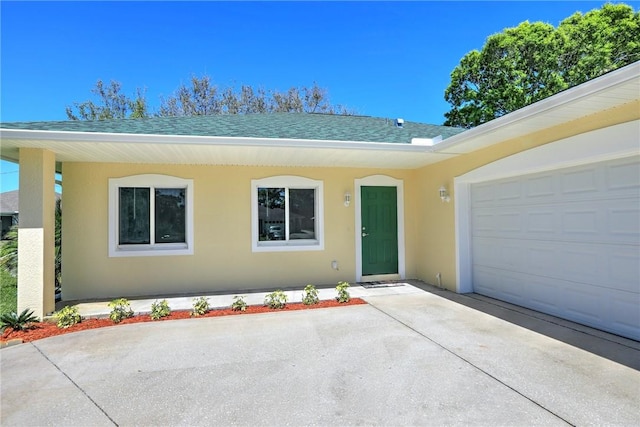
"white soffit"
0,133,458,169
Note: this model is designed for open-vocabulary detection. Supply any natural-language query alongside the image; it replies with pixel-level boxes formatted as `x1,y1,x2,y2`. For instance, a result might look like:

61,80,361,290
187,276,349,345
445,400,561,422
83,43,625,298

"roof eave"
0,128,436,153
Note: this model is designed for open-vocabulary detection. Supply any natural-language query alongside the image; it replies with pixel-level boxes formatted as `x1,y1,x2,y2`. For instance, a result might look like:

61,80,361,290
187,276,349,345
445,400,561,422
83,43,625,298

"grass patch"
0,269,17,316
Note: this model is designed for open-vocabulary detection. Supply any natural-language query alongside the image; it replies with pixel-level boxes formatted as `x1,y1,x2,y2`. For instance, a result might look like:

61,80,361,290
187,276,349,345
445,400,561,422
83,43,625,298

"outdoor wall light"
344,191,351,207
439,186,450,203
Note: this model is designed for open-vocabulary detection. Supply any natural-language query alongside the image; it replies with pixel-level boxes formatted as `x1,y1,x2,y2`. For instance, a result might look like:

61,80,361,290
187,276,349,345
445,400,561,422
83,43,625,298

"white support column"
17,148,56,318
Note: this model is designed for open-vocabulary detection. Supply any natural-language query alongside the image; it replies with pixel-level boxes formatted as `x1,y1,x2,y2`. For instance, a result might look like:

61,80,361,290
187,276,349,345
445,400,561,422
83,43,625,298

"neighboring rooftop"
0,113,465,144
0,190,61,214
0,190,19,214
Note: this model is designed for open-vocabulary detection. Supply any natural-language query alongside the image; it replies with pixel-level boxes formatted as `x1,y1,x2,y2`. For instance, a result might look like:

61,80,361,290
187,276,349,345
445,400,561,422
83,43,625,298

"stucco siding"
61,163,416,300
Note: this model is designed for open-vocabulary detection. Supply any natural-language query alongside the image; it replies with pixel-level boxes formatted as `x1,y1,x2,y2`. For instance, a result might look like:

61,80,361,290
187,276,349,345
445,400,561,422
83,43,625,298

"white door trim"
454,120,640,293
355,175,405,282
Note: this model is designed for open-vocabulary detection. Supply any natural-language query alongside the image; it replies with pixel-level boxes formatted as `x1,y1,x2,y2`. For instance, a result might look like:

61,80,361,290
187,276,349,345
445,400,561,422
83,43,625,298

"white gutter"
0,128,439,154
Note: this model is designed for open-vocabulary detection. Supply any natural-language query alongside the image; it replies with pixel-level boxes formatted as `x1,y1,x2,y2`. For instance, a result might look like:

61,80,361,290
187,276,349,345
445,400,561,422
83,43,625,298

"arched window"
251,176,324,252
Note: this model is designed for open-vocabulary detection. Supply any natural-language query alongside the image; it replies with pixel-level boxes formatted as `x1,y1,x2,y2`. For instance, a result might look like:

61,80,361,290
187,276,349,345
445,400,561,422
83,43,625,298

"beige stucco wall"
61,163,417,300
61,100,638,300
412,101,640,292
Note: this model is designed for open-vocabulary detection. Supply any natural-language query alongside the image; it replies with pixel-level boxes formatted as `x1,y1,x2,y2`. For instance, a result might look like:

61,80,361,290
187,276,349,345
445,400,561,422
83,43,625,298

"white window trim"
251,175,324,252
109,174,194,257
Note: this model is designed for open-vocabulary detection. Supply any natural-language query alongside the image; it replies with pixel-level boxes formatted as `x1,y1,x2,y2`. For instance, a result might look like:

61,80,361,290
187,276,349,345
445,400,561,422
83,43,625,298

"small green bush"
191,296,210,316
108,298,134,323
302,284,319,305
264,290,288,309
150,299,171,320
336,281,351,303
231,295,248,311
0,308,39,332
55,305,82,328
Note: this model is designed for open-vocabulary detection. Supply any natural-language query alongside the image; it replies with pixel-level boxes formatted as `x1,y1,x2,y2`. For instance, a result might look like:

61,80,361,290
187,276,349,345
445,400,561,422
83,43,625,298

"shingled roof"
0,113,465,144
0,190,19,214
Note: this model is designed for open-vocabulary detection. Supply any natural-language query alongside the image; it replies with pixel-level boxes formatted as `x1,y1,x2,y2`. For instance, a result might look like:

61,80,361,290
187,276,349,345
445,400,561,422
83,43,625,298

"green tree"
444,3,640,128
0,198,62,292
69,75,355,119
55,198,62,291
158,75,222,116
66,80,149,120
158,76,355,116
0,227,18,277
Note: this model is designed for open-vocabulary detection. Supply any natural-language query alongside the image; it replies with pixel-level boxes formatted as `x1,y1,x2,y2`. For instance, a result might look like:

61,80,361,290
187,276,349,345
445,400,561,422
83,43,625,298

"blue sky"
1,0,635,191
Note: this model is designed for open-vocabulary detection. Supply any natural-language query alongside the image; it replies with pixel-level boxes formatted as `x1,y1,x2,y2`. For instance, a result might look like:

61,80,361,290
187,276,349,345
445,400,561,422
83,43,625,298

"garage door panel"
608,248,640,292
475,236,637,292
608,204,640,236
527,245,557,271
472,237,526,270
562,208,599,236
475,267,640,340
497,180,522,201
526,210,555,234
474,157,639,207
561,167,599,196
473,266,527,305
611,294,640,340
525,174,555,199
473,200,638,245
526,276,562,314
607,158,640,192
561,247,600,282
563,282,603,325
471,156,640,340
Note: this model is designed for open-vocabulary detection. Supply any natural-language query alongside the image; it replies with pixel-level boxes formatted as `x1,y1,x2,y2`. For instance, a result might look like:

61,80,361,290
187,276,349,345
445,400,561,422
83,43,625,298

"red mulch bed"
1,298,367,344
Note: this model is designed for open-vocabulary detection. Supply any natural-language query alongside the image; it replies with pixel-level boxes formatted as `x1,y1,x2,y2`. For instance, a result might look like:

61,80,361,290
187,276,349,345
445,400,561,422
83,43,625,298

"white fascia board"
429,61,640,153
0,128,436,154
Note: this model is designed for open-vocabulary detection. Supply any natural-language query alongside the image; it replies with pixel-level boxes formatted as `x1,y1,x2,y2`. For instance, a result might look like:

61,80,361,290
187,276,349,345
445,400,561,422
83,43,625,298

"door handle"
362,232,369,237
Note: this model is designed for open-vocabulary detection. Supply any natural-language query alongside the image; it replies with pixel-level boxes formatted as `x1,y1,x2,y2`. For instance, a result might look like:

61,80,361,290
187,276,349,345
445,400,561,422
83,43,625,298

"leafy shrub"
150,299,171,320
108,298,134,324
336,281,351,303
231,296,247,311
191,296,210,316
264,290,288,309
0,308,40,332
55,305,82,328
302,284,319,305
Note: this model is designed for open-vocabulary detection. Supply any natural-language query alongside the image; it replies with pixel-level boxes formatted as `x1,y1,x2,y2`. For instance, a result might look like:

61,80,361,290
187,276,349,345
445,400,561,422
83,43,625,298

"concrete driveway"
2,284,639,426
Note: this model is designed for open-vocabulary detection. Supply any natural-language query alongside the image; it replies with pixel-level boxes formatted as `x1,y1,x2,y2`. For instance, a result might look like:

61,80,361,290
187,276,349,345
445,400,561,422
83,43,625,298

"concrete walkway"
2,282,639,426
59,282,423,318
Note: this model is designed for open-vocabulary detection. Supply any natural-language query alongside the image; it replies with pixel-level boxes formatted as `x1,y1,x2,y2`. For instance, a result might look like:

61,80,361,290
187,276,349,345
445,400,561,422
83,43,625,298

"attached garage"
471,156,639,340
455,120,640,341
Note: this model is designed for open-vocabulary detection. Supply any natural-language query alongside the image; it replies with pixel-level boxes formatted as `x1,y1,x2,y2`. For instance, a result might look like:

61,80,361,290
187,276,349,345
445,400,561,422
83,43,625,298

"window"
109,175,193,257
251,176,324,252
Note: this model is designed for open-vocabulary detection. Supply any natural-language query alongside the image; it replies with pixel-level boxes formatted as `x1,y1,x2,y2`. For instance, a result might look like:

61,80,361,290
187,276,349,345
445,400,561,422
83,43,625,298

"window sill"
109,244,193,258
252,241,324,253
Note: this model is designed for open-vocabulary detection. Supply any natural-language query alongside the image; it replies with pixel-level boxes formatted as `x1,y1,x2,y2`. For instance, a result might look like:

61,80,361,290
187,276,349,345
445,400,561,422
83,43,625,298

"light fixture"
439,186,450,203
344,191,351,207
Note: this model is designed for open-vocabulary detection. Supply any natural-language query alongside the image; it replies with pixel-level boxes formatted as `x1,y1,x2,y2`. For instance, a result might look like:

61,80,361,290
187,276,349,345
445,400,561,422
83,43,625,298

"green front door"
361,186,398,276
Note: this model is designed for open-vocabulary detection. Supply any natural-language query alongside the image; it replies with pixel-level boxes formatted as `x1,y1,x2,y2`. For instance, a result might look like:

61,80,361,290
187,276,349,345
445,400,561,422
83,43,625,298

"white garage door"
471,156,640,340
